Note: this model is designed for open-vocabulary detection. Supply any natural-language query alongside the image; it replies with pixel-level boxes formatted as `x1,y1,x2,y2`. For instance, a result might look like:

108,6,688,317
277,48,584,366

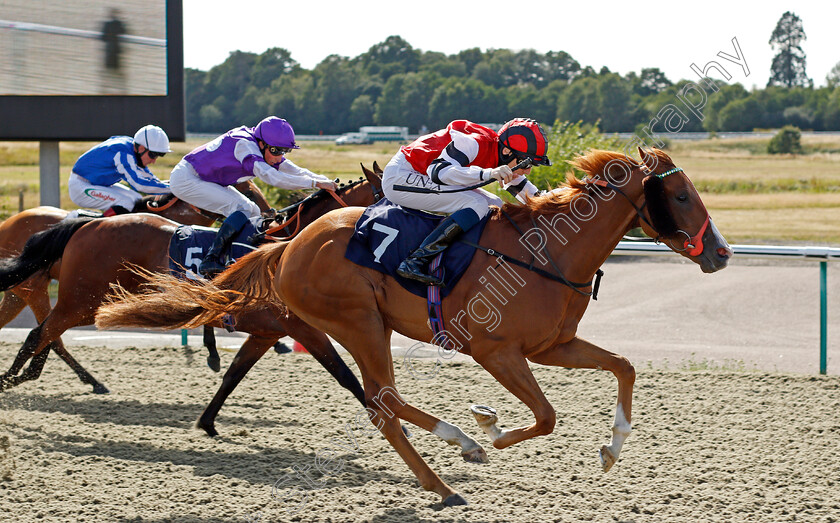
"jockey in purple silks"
169,116,336,277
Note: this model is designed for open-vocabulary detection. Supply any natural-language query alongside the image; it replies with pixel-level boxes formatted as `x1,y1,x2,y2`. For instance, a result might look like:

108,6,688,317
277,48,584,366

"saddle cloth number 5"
185,246,204,276
371,223,399,263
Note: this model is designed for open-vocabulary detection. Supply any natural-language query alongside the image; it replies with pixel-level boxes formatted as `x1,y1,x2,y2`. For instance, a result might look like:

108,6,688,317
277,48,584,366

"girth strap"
458,238,603,300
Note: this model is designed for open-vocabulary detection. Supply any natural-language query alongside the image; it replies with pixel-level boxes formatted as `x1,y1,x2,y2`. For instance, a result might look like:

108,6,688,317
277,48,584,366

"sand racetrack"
1,340,839,522
1,258,839,521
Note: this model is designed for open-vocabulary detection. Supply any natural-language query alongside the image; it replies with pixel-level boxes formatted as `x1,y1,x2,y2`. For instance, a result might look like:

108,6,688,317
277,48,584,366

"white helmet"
133,124,171,153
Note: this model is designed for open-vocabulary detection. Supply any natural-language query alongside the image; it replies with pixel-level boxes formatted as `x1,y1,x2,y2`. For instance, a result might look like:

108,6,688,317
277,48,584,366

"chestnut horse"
0,168,383,436
0,196,221,390
96,148,732,506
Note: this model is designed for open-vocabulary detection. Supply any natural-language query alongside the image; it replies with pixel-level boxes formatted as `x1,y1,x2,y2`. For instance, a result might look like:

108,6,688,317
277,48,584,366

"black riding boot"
396,215,465,286
199,211,249,278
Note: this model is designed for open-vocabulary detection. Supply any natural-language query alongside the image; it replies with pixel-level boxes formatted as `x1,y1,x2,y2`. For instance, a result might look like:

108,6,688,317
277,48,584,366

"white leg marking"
470,405,505,442
599,404,632,471
432,421,482,452
432,420,489,463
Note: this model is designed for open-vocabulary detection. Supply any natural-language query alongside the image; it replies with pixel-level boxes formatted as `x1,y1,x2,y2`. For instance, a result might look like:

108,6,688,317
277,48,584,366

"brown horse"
0,196,221,391
0,168,383,436
96,148,732,506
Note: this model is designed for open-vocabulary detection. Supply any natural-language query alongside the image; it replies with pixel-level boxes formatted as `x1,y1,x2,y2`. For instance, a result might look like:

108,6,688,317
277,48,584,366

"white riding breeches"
382,152,502,219
169,159,261,218
68,173,142,211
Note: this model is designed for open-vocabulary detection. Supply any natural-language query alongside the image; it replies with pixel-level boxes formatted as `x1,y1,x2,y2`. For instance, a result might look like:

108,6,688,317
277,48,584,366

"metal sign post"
39,141,60,207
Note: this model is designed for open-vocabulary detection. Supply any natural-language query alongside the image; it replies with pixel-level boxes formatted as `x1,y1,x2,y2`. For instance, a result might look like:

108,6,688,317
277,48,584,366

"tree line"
185,35,840,135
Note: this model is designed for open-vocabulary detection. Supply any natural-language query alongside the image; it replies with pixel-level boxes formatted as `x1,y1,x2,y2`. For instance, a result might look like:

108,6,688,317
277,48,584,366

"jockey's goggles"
267,145,293,156
147,150,166,159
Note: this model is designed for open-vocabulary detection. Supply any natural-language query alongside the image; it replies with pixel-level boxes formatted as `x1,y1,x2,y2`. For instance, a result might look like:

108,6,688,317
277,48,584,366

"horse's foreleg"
203,325,221,372
197,334,274,437
528,336,635,472
470,349,557,451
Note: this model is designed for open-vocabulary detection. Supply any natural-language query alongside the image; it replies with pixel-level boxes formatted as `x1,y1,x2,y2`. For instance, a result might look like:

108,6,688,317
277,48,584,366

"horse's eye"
676,193,689,203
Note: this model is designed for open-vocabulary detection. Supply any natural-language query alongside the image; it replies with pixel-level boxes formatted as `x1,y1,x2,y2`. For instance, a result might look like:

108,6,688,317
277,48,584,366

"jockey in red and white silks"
382,118,551,285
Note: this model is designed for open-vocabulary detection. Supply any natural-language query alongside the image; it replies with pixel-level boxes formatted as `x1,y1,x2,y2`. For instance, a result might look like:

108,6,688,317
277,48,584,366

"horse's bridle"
262,178,384,240
583,166,711,257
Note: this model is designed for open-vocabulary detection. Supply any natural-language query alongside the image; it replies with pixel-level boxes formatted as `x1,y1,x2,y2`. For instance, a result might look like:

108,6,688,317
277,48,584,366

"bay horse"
0,167,384,437
0,196,221,391
96,148,732,506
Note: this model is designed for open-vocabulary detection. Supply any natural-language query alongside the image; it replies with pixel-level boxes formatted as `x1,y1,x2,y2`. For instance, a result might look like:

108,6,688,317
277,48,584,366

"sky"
183,1,839,89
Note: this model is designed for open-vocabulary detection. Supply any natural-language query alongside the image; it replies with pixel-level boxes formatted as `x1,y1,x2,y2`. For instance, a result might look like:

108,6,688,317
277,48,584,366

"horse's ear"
373,161,383,175
362,162,383,188
637,146,661,171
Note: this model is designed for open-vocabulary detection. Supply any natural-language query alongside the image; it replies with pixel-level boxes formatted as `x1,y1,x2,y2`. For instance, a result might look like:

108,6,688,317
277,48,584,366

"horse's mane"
500,149,643,220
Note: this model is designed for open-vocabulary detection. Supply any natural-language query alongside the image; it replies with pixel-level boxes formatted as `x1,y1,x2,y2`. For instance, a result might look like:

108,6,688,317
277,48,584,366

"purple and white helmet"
253,116,299,149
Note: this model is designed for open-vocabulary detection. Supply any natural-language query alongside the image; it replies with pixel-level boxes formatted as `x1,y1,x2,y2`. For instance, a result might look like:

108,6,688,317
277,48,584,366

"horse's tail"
0,216,97,291
95,241,290,331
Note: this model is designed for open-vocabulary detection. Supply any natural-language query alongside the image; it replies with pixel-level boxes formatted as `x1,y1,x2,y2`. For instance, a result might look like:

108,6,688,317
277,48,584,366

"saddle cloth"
168,221,261,280
344,198,489,298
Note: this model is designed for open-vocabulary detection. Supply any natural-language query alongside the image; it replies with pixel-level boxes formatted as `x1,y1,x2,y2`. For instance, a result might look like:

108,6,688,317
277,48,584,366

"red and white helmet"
498,118,551,166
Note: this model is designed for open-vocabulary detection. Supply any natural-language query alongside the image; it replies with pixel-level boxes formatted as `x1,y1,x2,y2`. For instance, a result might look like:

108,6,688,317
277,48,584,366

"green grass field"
1,135,838,244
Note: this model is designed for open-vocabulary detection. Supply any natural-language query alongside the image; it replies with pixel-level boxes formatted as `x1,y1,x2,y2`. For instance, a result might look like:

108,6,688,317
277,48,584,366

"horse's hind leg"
24,286,108,394
203,325,221,372
1,303,95,392
527,336,635,472
197,334,274,437
0,291,27,328
329,322,467,506
0,323,46,391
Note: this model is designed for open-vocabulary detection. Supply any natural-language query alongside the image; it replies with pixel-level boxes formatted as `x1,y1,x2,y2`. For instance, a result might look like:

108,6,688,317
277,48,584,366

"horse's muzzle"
698,218,732,273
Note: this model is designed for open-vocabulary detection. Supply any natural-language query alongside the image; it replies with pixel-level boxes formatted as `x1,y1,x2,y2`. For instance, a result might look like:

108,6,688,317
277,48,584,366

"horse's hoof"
401,424,412,438
470,404,497,427
197,419,218,438
92,383,110,394
273,342,292,354
207,356,221,373
442,493,468,507
461,446,489,464
599,445,616,472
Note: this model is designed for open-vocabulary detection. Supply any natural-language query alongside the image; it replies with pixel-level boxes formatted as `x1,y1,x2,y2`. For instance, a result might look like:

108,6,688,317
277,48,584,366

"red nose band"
685,215,710,256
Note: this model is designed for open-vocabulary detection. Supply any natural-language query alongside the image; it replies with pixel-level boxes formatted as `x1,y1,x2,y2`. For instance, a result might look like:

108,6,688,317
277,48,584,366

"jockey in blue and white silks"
169,116,336,277
382,118,551,285
69,125,172,216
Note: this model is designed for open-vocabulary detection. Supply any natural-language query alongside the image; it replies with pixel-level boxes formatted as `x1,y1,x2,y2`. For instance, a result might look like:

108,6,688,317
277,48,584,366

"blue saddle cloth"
168,221,261,280
344,198,489,298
